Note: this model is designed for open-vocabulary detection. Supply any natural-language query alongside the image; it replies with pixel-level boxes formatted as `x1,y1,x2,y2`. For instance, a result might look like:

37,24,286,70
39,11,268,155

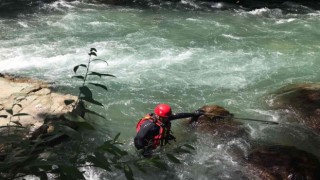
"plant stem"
74,54,92,109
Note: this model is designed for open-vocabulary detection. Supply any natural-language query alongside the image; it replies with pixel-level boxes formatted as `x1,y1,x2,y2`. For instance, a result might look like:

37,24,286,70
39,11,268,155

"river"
0,0,320,179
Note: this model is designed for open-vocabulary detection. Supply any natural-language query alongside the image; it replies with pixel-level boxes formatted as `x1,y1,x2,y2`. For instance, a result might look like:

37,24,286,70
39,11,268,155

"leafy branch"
71,48,115,109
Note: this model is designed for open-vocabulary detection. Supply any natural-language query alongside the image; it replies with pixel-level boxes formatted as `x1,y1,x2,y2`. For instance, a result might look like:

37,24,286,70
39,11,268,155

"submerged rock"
269,83,320,134
244,145,320,180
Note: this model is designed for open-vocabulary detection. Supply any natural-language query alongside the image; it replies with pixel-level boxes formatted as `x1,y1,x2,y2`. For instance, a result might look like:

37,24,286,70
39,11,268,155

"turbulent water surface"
0,1,320,179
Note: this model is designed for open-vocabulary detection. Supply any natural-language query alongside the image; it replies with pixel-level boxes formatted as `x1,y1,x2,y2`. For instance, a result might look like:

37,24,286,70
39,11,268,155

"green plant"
71,48,115,108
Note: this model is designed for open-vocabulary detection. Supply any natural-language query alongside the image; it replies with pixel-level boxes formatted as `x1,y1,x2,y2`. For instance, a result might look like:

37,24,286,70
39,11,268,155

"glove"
194,109,205,116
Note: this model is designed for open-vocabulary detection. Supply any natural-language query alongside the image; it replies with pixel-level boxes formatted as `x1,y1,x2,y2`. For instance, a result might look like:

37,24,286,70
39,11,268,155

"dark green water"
0,1,320,179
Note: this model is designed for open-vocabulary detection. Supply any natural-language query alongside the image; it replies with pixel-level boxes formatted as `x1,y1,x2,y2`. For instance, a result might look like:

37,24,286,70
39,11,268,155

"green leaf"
15,97,26,101
27,164,51,179
72,75,85,80
13,103,22,108
166,153,180,164
0,126,25,129
114,164,123,170
5,109,13,115
56,124,81,140
25,159,60,169
11,121,22,126
150,157,167,170
73,64,87,73
64,99,75,106
79,86,93,99
98,141,127,156
84,109,105,119
91,59,108,65
174,148,191,154
13,113,30,117
60,165,86,180
88,72,116,78
90,48,97,52
133,162,147,174
124,165,134,180
89,52,97,56
88,83,108,91
29,169,48,180
0,115,8,118
42,132,65,143
76,122,95,130
0,134,23,143
113,133,120,142
81,97,103,106
183,144,196,150
63,112,86,122
87,155,110,171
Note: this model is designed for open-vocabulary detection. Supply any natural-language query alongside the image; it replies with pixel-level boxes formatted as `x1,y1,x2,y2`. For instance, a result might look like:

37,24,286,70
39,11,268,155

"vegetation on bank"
0,48,195,179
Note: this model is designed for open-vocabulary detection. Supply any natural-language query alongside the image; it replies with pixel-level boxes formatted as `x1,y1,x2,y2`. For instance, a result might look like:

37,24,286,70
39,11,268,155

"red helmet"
154,104,172,118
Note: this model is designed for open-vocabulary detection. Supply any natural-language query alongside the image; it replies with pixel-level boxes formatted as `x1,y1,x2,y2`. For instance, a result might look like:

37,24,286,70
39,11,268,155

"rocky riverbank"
0,73,81,138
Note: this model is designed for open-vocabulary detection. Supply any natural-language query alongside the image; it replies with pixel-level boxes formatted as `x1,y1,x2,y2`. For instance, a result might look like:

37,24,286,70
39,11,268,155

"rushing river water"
1,1,320,179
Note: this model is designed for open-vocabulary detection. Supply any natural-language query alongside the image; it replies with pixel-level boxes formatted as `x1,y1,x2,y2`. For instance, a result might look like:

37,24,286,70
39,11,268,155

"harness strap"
136,114,171,149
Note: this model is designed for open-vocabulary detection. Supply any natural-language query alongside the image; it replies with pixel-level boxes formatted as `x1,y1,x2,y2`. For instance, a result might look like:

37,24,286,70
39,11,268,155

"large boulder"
187,105,248,138
244,145,320,180
268,83,320,134
0,74,81,137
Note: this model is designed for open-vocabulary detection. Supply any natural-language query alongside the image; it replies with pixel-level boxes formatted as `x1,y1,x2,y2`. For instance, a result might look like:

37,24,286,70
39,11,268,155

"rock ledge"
0,73,79,136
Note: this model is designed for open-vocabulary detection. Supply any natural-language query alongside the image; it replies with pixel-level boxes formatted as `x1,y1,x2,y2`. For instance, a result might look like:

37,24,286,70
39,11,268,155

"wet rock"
269,83,320,134
245,145,320,180
187,105,248,138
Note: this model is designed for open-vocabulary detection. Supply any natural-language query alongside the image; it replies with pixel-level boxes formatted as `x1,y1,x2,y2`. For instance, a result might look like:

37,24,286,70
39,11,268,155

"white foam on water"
180,0,201,9
222,34,242,40
17,21,29,28
87,21,117,27
248,8,270,15
211,2,224,9
0,45,84,80
248,109,280,122
307,11,320,17
275,18,297,24
41,0,77,12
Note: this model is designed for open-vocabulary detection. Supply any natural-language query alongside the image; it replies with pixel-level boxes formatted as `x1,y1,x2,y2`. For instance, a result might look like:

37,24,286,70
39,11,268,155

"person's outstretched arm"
169,110,204,121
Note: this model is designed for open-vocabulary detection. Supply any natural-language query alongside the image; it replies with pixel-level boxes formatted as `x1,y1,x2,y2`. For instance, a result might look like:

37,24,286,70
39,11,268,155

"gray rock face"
0,74,78,135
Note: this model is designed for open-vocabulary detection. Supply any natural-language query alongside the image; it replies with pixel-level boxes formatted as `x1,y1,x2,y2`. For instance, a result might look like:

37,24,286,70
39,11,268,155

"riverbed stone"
269,83,320,134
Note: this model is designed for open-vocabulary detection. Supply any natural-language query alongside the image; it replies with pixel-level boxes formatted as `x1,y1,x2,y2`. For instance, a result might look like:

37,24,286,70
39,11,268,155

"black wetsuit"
134,112,199,150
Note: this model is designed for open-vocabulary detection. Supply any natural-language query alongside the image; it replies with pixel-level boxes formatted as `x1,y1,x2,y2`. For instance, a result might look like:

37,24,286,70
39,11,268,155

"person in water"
134,104,204,156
